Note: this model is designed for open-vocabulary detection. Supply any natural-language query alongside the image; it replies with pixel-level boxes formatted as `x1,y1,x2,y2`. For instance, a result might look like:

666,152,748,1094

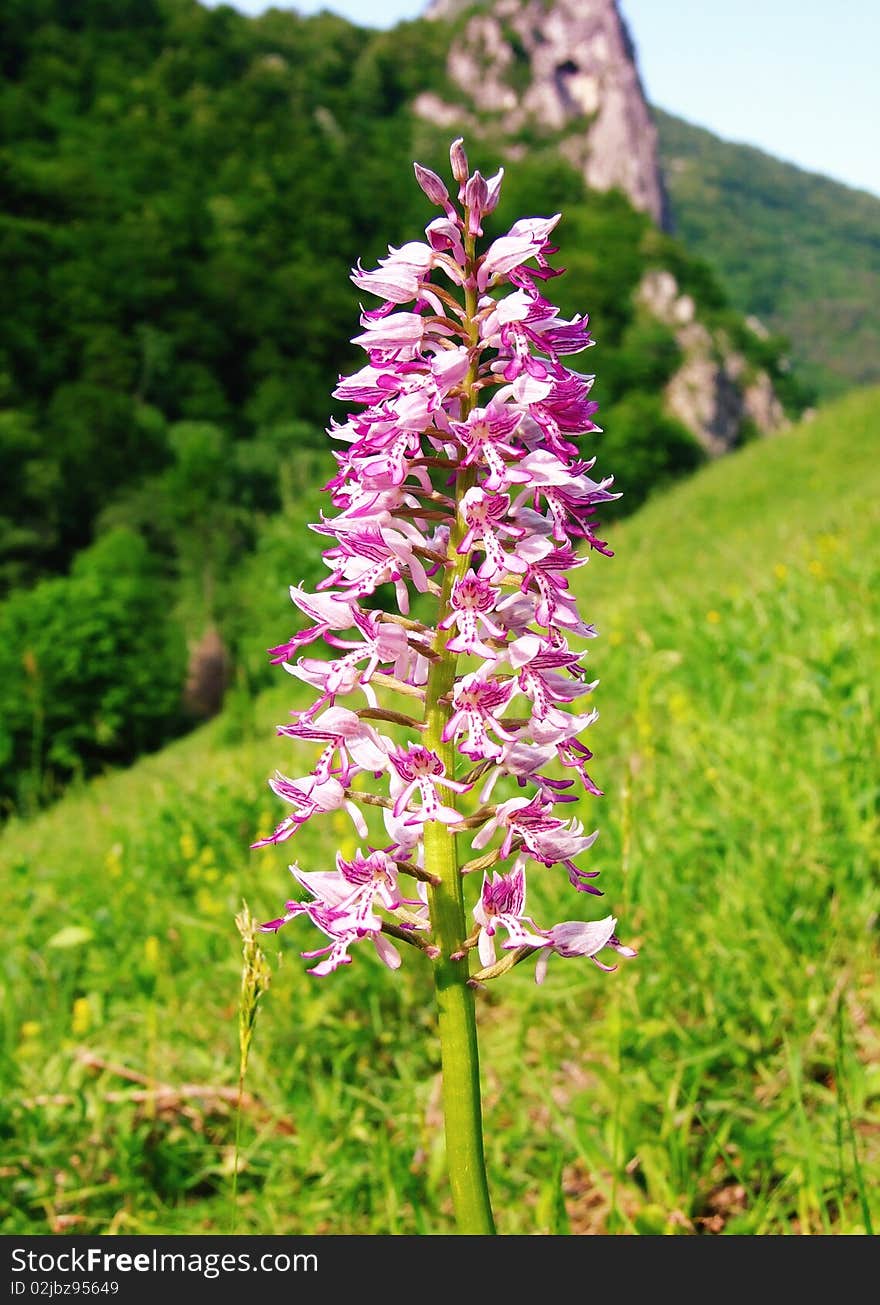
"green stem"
424,548,495,1235
229,1068,244,1233
422,228,496,1235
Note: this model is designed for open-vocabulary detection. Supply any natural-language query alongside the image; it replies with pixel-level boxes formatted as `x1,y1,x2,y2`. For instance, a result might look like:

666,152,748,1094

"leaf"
46,925,94,949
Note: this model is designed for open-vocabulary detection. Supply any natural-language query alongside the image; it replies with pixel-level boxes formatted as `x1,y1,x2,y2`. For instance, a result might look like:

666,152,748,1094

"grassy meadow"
1,387,878,1235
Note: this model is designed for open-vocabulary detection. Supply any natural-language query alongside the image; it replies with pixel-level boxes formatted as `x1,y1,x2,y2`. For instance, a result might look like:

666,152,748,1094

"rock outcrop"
420,0,669,228
637,270,787,454
419,0,788,453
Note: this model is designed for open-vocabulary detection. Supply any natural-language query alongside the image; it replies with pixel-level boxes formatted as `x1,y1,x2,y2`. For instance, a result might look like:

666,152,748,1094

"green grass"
2,388,878,1235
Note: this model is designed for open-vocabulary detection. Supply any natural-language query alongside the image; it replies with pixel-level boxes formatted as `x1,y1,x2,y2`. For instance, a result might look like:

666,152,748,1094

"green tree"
0,527,186,812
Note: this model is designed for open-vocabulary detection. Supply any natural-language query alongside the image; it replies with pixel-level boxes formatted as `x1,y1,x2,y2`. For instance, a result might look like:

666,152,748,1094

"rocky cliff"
418,0,788,453
637,270,787,454
420,0,669,228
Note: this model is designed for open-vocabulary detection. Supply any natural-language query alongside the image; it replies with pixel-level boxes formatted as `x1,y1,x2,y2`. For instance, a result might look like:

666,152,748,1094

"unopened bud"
464,170,489,235
414,162,449,208
450,137,469,195
483,167,504,216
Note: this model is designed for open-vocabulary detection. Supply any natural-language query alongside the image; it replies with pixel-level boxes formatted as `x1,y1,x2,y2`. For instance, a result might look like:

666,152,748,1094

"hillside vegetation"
1,0,740,598
8,0,803,812
2,386,877,1235
656,109,880,399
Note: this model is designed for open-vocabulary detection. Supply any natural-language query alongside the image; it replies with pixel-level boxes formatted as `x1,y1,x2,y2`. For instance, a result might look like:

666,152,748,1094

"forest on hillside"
656,109,880,399
0,0,801,812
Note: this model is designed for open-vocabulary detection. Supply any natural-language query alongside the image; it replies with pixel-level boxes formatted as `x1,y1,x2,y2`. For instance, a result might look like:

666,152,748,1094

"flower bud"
483,167,504,216
464,170,489,236
449,137,469,196
414,162,449,208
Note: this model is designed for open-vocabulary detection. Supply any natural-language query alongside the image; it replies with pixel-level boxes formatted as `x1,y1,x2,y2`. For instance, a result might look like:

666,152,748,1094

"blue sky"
206,1,880,198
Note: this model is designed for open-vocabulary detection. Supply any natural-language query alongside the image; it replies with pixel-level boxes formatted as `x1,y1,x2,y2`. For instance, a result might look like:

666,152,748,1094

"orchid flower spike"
255,138,633,986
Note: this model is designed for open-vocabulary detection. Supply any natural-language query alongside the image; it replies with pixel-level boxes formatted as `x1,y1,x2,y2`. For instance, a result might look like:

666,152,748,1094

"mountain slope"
2,386,878,1234
655,108,880,399
417,1,879,403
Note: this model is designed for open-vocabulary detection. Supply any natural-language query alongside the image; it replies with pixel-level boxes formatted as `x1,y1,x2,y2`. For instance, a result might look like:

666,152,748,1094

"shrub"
0,526,187,812
599,393,705,514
